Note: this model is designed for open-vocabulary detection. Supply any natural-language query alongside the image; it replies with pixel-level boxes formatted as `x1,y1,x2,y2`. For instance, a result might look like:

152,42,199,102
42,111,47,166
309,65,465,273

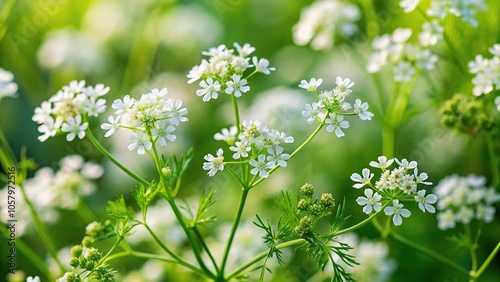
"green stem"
487,134,500,187
0,126,17,174
473,242,500,279
143,223,188,264
226,239,304,280
219,189,250,278
193,226,220,273
231,93,241,135
465,224,478,272
389,231,469,276
150,145,214,279
331,202,390,237
18,183,66,273
0,0,16,41
85,127,149,185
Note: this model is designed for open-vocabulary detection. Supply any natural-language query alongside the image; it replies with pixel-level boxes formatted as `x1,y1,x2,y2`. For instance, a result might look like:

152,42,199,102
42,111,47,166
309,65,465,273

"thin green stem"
85,127,148,185
226,239,305,280
193,226,220,273
18,183,66,273
487,134,500,187
150,145,214,279
143,222,187,264
389,231,469,276
465,224,478,272
231,93,241,135
219,189,250,277
474,242,500,279
331,202,390,237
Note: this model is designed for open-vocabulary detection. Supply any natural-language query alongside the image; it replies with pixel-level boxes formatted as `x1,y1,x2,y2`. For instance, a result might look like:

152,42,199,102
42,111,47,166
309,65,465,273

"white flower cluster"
0,155,103,236
32,80,109,142
103,88,188,155
401,0,487,27
0,68,18,101
468,43,500,96
351,156,436,226
203,120,294,178
187,43,274,102
300,77,373,137
433,174,499,230
331,233,395,282
292,0,360,50
367,28,438,81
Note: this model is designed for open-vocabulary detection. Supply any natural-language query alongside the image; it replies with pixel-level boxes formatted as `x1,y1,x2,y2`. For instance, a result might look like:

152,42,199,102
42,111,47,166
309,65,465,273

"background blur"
1,0,499,281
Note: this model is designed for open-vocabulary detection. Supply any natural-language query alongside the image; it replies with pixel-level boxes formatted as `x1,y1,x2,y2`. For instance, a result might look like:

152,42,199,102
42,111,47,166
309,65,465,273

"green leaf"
132,181,159,216
106,195,135,221
276,191,299,227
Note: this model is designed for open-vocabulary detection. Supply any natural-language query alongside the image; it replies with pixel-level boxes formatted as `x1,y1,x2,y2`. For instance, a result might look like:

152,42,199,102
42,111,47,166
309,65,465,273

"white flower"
249,154,272,178
394,61,416,82
395,158,417,170
230,140,251,159
203,148,225,176
370,156,394,170
325,113,350,137
225,74,250,98
101,115,121,137
196,77,221,102
356,189,382,214
416,49,438,70
152,120,176,147
234,42,255,57
351,168,374,189
26,276,40,282
455,206,474,224
214,126,238,143
400,0,420,13
127,131,152,155
353,99,374,120
112,95,135,115
85,98,107,117
0,68,18,100
334,76,354,97
61,115,88,141
437,209,456,230
63,80,86,93
252,57,275,75
302,102,321,124
489,44,500,56
202,44,226,56
84,83,110,99
392,28,412,43
414,190,437,213
414,167,432,185
266,145,290,168
299,78,323,92
187,64,206,84
476,204,495,223
37,116,63,142
164,98,188,126
32,101,53,123
384,200,411,226
419,20,443,47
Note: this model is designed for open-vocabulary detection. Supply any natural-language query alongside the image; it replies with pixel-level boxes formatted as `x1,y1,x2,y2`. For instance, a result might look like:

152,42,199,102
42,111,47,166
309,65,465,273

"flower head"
249,154,272,178
203,149,225,177
356,189,382,214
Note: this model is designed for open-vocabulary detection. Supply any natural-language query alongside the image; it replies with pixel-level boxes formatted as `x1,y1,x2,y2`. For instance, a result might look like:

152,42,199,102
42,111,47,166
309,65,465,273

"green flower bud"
300,183,315,197
320,193,335,209
309,204,323,217
297,199,309,211
69,257,80,268
162,166,172,178
71,245,83,257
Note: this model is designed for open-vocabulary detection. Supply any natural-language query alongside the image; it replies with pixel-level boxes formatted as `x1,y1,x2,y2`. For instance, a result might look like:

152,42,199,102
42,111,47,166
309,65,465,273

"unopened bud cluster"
294,183,336,238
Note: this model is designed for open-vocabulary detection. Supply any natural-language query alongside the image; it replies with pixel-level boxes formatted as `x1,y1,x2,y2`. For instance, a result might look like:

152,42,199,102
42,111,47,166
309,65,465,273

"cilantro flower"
249,154,272,178
299,78,323,92
61,116,88,141
229,140,251,159
353,99,374,121
214,126,238,143
127,131,153,155
414,190,437,213
384,200,411,226
350,168,374,189
266,145,290,168
225,74,250,97
0,68,18,101
325,113,349,137
356,189,382,214
369,156,394,170
203,149,225,177
252,57,275,75
197,77,221,102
